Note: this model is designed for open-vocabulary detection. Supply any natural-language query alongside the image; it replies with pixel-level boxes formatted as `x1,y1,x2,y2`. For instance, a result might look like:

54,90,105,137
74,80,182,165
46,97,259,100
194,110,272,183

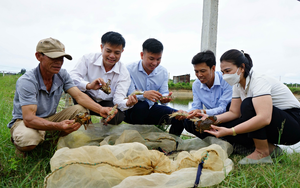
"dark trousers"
124,101,184,136
184,97,300,147
73,92,125,125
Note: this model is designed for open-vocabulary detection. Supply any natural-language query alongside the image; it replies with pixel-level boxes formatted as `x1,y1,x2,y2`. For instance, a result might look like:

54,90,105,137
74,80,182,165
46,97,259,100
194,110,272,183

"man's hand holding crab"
191,112,230,137
143,90,162,102
126,95,138,107
86,78,106,90
159,92,173,104
99,106,118,123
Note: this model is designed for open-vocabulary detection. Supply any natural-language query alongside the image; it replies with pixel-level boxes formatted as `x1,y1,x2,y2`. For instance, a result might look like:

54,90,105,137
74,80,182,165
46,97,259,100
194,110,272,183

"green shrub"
168,81,192,90
288,87,300,95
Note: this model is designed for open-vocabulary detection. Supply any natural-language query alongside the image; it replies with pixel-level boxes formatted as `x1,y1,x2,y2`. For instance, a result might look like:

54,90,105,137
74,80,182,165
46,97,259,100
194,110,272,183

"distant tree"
20,68,26,75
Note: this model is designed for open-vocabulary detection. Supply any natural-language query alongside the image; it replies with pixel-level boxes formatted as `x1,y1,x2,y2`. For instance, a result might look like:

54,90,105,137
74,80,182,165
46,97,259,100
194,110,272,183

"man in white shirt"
125,38,183,136
70,31,137,125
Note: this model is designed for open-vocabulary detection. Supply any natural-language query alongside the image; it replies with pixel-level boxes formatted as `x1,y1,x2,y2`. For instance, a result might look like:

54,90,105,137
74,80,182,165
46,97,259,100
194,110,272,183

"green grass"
1,75,300,187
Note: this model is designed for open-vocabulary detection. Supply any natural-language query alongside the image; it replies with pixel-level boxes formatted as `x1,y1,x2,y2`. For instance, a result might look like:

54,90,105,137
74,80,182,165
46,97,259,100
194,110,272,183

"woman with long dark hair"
204,49,300,164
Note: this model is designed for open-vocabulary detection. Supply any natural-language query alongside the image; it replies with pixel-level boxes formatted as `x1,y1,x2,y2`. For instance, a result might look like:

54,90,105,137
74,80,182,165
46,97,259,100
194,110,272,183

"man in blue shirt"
125,38,183,135
179,50,232,138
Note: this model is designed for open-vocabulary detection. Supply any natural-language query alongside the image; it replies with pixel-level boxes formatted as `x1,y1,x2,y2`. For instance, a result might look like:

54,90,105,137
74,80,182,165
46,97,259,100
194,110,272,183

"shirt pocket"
149,81,160,91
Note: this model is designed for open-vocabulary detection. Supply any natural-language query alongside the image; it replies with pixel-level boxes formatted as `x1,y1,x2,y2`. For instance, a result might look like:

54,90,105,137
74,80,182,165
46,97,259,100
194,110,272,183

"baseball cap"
36,37,72,60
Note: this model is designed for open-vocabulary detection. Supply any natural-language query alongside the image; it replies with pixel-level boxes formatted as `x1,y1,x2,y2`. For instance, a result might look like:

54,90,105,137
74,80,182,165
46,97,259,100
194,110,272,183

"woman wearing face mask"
203,49,300,164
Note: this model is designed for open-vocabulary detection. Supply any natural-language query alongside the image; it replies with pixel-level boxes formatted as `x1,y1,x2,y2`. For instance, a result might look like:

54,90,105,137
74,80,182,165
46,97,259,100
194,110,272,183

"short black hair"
142,38,163,53
191,50,216,68
101,31,126,48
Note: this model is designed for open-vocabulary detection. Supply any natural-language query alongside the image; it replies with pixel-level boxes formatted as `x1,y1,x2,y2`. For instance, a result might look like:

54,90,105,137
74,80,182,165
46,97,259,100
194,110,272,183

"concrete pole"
201,0,219,55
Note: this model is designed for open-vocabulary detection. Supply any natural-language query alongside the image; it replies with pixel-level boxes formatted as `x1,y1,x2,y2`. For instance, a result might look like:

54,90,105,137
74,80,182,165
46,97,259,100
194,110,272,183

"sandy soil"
170,90,192,99
294,94,300,100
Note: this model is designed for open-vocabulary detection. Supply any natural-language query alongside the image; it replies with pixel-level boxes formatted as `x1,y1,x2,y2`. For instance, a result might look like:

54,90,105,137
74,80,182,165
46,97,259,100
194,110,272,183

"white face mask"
222,68,241,86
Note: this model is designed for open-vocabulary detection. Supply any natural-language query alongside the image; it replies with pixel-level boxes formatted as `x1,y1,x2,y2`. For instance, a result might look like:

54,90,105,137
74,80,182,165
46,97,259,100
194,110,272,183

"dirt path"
170,90,192,99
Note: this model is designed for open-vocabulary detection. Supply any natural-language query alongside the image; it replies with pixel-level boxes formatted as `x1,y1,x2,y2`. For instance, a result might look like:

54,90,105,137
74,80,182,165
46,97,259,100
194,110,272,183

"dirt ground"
170,90,192,99
294,94,300,100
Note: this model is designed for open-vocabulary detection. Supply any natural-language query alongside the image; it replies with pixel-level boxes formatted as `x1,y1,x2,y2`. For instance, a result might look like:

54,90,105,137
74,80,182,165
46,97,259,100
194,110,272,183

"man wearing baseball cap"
8,37,117,157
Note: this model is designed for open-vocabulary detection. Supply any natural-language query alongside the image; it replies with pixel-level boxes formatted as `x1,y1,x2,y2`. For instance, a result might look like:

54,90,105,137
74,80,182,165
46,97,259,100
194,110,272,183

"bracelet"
231,127,237,136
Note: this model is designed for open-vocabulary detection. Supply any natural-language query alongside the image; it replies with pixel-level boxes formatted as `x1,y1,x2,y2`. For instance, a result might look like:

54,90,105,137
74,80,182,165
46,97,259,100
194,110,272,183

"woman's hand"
204,125,232,138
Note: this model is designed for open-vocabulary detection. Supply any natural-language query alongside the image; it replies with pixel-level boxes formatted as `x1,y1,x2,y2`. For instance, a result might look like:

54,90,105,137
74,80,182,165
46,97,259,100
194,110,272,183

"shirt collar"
94,53,120,74
36,64,63,93
199,71,220,89
138,60,158,76
36,64,45,91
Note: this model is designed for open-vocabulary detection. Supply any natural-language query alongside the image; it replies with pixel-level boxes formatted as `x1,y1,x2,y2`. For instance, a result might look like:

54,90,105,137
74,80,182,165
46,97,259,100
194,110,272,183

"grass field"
1,75,300,187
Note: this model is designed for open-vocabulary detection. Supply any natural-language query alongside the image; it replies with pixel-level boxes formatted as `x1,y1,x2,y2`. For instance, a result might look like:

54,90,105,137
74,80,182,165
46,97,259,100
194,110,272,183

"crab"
168,111,189,118
100,79,111,95
160,94,173,100
101,104,118,125
124,90,144,99
71,112,92,130
194,116,220,133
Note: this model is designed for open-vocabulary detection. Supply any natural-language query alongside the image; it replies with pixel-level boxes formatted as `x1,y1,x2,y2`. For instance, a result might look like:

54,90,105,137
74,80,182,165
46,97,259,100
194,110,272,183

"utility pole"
201,0,219,55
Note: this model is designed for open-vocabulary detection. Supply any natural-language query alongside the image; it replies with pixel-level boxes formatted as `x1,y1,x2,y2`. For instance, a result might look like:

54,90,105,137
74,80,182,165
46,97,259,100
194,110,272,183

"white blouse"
232,70,300,110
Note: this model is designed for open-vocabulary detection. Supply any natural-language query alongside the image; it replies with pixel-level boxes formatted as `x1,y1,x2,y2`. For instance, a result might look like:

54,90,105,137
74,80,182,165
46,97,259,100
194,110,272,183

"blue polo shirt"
127,60,169,108
189,71,232,115
7,64,75,128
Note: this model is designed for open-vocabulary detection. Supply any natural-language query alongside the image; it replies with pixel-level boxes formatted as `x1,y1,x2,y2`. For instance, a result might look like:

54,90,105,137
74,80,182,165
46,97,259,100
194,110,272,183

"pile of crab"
169,112,220,133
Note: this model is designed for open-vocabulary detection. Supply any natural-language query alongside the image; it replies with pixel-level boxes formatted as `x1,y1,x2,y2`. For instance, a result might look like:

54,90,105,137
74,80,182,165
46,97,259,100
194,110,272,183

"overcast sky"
1,0,299,83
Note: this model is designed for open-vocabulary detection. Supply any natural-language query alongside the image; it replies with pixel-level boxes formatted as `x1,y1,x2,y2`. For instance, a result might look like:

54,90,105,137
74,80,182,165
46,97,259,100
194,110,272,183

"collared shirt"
126,60,169,108
189,71,232,115
8,64,75,128
233,70,300,110
69,53,131,111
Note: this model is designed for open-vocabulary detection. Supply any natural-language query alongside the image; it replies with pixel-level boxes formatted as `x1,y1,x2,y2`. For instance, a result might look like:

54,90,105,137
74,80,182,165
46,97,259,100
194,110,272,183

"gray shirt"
7,64,75,128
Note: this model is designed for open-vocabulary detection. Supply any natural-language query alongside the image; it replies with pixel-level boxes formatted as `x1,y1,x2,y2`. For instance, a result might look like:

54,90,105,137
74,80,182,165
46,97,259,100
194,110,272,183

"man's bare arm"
67,87,117,121
22,104,81,134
